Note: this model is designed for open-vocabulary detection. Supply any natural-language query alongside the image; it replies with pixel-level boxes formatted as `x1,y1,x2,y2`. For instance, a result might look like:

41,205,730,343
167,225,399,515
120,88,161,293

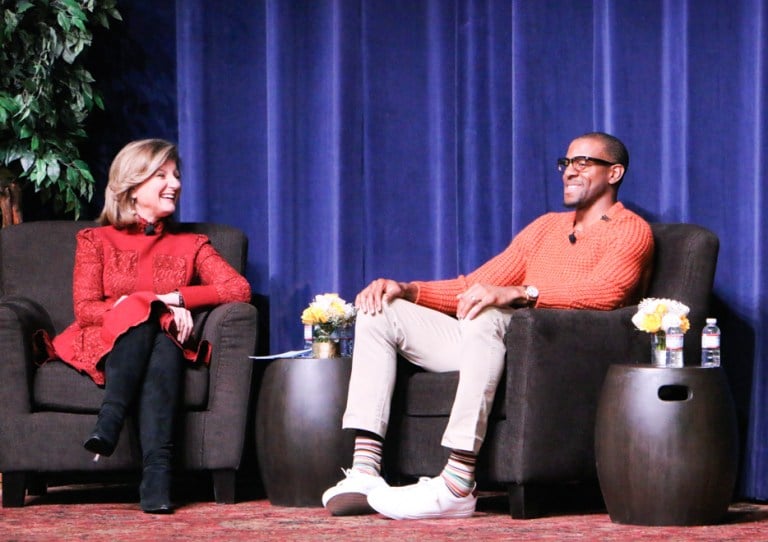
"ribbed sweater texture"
413,202,654,314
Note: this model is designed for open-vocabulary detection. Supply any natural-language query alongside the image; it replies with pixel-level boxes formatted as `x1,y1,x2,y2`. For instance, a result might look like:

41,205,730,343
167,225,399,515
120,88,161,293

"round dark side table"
255,356,355,507
594,364,738,526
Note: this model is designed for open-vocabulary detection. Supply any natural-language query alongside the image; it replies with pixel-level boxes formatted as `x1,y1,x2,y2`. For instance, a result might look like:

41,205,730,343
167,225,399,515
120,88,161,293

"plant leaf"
46,159,61,182
0,0,121,216
19,153,34,172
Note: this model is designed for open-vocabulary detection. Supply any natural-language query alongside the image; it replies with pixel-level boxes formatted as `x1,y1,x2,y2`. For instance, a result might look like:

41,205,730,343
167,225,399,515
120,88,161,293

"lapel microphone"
570,215,610,244
144,223,156,235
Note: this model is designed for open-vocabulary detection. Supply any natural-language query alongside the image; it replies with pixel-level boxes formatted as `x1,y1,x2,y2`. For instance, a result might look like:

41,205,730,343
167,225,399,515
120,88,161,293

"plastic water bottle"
303,324,313,350
666,326,684,367
701,318,721,367
338,325,354,357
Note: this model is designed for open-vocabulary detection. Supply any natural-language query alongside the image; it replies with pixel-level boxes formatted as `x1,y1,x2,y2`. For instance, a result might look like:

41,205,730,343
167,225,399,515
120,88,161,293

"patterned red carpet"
2,484,768,541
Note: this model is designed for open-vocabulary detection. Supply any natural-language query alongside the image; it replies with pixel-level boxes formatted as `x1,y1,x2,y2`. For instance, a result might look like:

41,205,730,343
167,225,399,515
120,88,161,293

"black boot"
84,320,160,457
83,406,123,456
140,465,173,514
138,333,184,514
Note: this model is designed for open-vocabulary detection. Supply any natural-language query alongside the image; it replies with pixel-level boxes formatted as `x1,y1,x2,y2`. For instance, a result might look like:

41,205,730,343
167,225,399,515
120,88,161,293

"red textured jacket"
51,221,252,385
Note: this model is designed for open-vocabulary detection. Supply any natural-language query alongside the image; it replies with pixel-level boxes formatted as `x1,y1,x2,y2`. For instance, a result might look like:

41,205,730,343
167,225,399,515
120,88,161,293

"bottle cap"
706,317,717,324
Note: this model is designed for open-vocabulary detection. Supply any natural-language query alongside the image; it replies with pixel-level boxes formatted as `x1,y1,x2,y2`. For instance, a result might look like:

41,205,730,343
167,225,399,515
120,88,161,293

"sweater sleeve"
412,224,532,314
178,236,252,309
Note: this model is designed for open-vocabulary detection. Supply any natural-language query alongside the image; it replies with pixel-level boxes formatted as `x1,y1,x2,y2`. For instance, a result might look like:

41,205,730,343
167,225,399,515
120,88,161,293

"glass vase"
312,340,339,359
651,331,666,366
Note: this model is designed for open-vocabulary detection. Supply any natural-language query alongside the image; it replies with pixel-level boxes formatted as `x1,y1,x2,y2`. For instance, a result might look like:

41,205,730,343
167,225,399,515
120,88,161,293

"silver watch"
524,285,539,306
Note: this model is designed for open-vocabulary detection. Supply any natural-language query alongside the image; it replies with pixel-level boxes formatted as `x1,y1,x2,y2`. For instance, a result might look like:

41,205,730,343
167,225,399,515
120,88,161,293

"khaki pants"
342,298,512,454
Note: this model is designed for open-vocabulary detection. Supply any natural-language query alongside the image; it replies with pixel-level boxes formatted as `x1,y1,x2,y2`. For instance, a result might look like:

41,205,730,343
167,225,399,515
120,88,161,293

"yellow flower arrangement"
301,293,357,342
632,298,690,334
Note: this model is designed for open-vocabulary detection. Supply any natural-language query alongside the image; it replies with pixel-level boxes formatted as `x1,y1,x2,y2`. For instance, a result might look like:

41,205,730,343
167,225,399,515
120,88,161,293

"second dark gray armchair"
390,223,720,518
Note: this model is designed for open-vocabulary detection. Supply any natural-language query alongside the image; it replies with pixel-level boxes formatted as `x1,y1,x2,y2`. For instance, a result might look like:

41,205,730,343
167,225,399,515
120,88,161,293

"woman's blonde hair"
98,139,181,227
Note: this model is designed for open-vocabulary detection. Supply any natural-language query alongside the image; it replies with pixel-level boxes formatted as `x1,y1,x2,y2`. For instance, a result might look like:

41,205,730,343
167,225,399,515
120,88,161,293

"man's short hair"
579,132,629,183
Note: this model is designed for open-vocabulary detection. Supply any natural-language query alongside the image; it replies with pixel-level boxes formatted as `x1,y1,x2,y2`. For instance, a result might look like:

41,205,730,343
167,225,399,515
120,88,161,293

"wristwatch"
524,285,539,306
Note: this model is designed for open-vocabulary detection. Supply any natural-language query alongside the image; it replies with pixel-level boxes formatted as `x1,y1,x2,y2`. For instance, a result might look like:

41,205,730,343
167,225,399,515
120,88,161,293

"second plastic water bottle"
701,317,721,367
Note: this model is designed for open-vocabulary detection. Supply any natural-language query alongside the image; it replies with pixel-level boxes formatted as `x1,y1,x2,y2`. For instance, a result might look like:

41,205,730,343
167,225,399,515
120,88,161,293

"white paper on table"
248,348,312,360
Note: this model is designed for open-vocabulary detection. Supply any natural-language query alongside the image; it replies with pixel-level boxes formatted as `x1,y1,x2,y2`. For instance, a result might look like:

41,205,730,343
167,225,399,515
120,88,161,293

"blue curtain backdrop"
166,0,767,499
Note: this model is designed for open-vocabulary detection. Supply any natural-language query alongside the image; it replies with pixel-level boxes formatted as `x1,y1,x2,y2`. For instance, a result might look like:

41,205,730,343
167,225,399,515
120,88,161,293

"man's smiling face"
561,137,621,209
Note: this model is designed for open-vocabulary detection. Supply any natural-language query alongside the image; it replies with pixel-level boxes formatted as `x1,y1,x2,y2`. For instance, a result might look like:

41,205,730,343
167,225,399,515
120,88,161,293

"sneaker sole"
326,492,376,516
397,508,475,520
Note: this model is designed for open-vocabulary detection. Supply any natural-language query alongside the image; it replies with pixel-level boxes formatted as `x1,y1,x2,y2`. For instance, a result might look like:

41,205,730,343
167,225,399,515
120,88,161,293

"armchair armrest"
199,302,259,402
185,301,259,468
0,296,55,415
493,306,639,482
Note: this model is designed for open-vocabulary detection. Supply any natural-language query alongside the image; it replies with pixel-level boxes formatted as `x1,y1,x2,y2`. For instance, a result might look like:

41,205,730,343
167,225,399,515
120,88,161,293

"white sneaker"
367,476,477,520
322,468,389,516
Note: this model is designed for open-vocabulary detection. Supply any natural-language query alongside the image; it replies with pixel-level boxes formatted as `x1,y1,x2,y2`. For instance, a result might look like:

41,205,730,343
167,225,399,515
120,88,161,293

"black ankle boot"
83,407,123,457
140,466,173,514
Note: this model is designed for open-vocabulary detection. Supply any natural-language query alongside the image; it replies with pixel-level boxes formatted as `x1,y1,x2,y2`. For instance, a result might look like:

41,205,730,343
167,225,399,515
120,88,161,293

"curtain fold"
660,0,689,219
176,0,768,499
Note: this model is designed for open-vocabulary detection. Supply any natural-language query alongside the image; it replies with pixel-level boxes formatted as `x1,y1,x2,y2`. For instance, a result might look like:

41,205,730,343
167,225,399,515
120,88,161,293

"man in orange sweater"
322,132,654,520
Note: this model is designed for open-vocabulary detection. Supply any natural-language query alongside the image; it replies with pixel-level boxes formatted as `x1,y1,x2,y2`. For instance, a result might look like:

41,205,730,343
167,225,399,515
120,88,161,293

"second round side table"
594,364,738,526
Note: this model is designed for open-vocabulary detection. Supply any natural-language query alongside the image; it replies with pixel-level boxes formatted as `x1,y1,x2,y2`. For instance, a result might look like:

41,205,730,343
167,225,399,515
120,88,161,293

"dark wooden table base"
255,356,355,507
595,365,738,526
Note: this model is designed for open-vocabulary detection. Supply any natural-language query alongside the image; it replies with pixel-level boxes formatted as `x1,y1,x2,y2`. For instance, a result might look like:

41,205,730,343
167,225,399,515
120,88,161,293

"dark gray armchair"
0,221,259,507
390,223,719,518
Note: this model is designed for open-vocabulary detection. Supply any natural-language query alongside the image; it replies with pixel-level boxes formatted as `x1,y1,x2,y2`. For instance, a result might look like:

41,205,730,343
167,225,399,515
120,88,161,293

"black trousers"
100,313,185,466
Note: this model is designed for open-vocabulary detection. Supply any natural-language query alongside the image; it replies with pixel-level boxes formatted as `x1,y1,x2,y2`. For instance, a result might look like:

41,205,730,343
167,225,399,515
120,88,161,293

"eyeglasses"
557,156,616,173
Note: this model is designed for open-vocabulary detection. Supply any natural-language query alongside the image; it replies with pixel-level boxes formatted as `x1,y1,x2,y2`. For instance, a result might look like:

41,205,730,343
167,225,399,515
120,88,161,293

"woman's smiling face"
132,159,181,223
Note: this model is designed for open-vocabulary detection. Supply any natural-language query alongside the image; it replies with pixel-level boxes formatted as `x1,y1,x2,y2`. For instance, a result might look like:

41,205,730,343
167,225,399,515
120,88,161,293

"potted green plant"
0,0,121,226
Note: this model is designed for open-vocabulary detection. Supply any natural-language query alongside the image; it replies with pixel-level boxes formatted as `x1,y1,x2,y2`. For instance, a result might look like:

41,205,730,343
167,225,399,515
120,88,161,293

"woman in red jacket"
52,139,251,513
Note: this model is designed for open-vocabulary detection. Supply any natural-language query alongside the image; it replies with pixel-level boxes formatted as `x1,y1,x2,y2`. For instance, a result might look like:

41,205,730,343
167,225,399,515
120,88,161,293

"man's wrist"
510,285,537,308
523,285,539,306
398,282,416,302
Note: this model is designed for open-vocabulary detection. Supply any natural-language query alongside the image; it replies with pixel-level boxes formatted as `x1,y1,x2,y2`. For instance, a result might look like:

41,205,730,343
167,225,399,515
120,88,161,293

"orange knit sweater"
413,202,654,313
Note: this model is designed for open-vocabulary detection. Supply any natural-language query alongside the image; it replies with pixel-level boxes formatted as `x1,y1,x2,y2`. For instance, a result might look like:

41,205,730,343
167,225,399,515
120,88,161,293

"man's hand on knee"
356,279,415,314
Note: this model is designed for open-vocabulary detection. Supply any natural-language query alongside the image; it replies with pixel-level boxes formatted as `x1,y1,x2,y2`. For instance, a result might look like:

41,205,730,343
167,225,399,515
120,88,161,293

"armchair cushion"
33,361,210,412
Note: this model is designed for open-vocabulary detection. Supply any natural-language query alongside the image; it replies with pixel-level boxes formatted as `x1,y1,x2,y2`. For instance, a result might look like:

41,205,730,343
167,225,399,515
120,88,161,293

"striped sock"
440,450,477,498
351,434,383,477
